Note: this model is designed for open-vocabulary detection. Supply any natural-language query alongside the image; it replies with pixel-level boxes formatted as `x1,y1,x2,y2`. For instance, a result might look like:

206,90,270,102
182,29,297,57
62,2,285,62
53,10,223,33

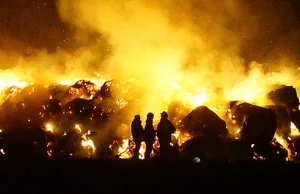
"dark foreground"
0,158,299,193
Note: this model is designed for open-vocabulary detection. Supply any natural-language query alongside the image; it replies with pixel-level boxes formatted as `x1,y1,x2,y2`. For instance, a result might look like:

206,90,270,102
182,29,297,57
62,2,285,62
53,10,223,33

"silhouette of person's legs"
134,140,141,159
145,141,153,160
159,141,171,158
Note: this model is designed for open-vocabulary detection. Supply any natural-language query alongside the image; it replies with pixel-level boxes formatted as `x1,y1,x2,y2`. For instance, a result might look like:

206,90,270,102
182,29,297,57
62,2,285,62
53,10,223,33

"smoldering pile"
176,84,300,162
0,79,300,162
0,79,143,159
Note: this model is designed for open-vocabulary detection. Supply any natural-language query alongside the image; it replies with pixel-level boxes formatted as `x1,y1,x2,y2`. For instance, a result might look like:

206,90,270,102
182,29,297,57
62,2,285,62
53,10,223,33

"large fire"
1,0,300,161
0,72,298,161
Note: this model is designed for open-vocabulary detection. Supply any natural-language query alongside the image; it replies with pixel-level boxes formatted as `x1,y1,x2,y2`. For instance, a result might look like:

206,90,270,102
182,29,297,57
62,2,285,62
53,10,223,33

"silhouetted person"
157,111,176,158
144,112,156,160
131,115,144,159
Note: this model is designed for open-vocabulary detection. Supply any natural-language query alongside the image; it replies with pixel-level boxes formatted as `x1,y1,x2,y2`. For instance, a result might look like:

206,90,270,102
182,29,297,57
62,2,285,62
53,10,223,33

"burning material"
139,142,146,160
115,138,148,160
74,124,82,133
0,149,5,155
231,102,277,147
267,85,299,112
116,138,156,160
81,131,96,156
172,131,191,146
0,74,299,161
117,139,131,159
290,122,300,137
265,105,291,136
253,152,266,161
45,123,54,133
273,133,294,161
81,139,95,151
180,106,229,139
1,0,300,163
66,80,99,101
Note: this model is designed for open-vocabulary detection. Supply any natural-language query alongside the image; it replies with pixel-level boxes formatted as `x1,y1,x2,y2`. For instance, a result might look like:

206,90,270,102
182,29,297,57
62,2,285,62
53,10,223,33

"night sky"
0,0,300,65
0,0,70,52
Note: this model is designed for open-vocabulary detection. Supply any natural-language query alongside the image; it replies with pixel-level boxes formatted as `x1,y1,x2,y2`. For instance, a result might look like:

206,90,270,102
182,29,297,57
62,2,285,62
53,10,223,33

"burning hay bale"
289,110,300,135
0,78,138,160
55,129,84,158
267,85,300,134
64,80,99,103
230,102,277,158
0,86,22,104
267,85,299,112
95,79,143,107
0,77,298,162
63,98,95,128
48,84,70,101
97,80,113,99
4,85,52,131
180,106,229,138
265,105,291,136
91,102,115,125
18,84,51,102
2,127,48,159
179,106,229,161
40,99,62,117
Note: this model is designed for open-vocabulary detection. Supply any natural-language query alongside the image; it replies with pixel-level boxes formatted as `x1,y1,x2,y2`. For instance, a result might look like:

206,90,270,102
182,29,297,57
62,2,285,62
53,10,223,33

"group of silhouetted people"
131,111,176,160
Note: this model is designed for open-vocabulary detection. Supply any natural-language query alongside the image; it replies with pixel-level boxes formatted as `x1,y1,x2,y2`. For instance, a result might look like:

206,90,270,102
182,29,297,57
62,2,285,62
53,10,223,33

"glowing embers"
66,80,99,100
0,74,299,162
43,122,96,158
253,152,266,161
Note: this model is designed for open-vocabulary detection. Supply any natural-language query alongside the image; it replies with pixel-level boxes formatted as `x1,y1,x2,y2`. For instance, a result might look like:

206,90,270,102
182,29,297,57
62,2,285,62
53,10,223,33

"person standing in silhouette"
144,112,156,160
131,115,144,159
157,111,176,158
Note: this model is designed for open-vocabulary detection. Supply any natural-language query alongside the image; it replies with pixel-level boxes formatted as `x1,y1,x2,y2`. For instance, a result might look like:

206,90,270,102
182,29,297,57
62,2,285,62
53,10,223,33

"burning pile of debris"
0,78,299,163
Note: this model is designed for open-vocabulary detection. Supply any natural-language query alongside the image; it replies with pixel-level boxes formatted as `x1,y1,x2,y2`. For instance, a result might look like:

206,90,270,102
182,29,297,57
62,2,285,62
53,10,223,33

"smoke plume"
0,0,300,141
56,0,300,114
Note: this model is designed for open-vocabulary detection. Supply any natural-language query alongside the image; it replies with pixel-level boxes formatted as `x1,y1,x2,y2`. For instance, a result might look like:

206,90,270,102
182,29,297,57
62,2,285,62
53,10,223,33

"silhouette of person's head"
161,111,168,119
147,112,154,120
134,115,141,120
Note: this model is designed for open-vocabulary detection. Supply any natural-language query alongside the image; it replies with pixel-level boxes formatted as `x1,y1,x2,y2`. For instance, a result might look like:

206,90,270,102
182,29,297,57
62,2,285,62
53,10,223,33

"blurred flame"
139,142,146,160
274,133,293,161
81,138,96,153
74,124,81,132
0,149,5,155
290,122,300,137
118,139,130,159
45,123,54,133
0,78,27,91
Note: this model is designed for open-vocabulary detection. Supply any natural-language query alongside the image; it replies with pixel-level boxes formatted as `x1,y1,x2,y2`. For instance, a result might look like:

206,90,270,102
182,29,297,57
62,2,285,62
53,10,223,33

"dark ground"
0,158,299,193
